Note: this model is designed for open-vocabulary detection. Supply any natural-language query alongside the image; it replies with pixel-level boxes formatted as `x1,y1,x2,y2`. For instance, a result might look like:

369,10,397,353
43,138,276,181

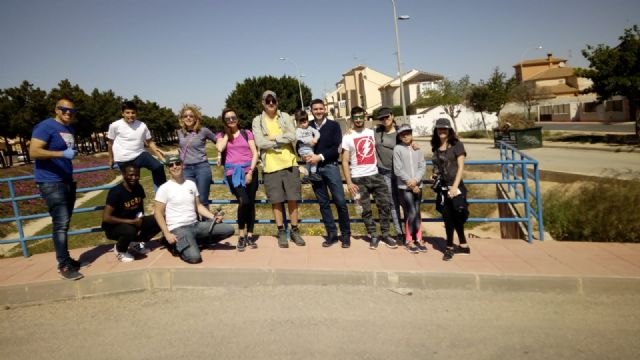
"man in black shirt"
102,164,160,262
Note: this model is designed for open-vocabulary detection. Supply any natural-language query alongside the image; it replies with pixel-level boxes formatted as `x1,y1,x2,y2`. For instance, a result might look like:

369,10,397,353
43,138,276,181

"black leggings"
438,185,468,247
399,188,422,242
227,168,258,232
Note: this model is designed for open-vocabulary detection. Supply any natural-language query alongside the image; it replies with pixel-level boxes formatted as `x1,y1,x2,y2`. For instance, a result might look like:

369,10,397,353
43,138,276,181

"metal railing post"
8,180,29,257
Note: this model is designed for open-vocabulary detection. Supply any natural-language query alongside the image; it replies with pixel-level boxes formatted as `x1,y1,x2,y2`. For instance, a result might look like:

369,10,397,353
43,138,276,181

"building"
324,65,393,118
379,69,444,112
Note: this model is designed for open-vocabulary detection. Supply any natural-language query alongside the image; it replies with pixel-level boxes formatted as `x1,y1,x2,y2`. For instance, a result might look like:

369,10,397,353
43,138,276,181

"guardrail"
1,142,543,257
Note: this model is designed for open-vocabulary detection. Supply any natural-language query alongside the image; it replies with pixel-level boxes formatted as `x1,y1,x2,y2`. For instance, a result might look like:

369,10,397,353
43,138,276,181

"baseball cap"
397,124,412,134
164,153,181,165
262,90,277,101
376,108,392,120
434,118,452,129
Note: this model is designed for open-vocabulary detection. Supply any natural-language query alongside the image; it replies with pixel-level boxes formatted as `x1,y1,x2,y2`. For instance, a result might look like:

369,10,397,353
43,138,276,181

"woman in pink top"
216,108,259,251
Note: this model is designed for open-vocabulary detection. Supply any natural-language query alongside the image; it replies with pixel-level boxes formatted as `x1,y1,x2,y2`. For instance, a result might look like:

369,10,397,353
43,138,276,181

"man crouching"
154,154,234,264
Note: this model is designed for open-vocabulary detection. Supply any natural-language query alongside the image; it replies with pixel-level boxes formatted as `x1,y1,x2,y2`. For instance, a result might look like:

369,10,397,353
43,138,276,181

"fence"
0,141,543,257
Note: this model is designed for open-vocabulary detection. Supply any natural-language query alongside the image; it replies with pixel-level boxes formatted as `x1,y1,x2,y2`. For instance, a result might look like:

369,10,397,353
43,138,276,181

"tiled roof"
528,67,576,80
514,57,566,67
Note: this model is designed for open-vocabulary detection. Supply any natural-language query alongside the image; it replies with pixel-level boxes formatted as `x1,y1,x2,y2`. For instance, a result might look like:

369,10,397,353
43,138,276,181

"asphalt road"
539,121,635,133
1,286,638,360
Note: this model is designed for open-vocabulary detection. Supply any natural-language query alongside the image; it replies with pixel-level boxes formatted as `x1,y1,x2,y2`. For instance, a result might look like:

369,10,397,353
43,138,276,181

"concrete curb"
2,268,639,307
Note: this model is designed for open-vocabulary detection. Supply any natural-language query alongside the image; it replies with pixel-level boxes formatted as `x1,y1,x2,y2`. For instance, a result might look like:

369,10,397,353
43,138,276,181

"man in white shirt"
154,154,234,264
342,106,397,250
107,101,166,189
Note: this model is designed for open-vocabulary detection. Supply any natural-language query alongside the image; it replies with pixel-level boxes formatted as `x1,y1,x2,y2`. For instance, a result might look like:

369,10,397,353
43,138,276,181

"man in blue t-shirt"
29,98,86,280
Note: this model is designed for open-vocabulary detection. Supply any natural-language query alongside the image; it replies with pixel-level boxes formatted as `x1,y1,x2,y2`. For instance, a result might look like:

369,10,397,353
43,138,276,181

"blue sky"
1,0,638,117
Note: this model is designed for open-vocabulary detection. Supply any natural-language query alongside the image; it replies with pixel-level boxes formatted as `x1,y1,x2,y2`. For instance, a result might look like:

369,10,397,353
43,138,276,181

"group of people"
30,92,470,281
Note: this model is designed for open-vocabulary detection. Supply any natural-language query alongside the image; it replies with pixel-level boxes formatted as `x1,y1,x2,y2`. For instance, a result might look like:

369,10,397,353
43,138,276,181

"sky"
1,0,639,117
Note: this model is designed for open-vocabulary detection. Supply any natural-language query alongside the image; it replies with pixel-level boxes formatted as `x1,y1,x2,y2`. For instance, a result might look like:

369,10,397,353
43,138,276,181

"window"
583,102,597,113
605,100,623,112
540,106,552,115
553,104,569,114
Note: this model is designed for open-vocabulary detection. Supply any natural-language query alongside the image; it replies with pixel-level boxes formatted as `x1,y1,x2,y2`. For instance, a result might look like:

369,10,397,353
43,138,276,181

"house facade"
379,69,444,112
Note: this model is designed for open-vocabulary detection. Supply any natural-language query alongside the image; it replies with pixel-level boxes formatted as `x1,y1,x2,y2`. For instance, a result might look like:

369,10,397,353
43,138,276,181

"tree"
225,75,312,130
412,76,471,132
576,25,640,137
3,81,49,163
468,68,517,133
510,83,540,121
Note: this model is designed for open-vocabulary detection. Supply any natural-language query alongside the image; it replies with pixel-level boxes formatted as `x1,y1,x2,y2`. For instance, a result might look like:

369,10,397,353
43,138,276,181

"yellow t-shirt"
263,115,297,173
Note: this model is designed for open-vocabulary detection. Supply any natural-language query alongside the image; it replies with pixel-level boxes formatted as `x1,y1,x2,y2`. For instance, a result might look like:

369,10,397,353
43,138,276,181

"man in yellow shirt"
252,90,304,248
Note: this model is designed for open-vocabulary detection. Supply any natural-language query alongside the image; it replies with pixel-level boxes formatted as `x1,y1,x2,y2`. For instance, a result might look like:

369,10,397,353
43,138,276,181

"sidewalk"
2,236,640,306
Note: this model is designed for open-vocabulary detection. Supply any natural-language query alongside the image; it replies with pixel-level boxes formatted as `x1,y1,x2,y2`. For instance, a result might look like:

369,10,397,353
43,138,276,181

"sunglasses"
224,115,238,122
57,106,77,114
378,115,390,120
352,115,365,120
167,161,182,168
264,99,277,105
182,114,195,119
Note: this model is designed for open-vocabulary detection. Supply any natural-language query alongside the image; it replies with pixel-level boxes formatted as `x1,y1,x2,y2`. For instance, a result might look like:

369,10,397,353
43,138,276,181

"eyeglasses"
352,115,365,120
167,161,182,168
264,99,277,105
57,106,77,114
224,115,238,122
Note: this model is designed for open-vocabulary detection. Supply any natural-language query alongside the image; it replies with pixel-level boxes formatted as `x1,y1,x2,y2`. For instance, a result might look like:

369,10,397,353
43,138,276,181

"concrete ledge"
2,268,640,306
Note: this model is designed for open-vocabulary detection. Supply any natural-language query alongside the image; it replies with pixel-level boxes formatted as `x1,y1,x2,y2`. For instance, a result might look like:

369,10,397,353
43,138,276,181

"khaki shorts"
263,166,301,203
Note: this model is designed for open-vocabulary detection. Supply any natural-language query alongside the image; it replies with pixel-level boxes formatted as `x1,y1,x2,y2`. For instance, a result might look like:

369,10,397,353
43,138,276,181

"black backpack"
220,129,249,166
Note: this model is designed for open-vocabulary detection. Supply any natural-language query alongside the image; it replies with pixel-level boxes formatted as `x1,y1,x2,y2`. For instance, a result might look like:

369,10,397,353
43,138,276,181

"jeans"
379,167,403,235
298,147,317,174
227,168,258,232
184,161,212,206
37,181,77,267
352,174,391,237
171,221,235,263
103,215,161,252
118,152,166,189
311,163,351,237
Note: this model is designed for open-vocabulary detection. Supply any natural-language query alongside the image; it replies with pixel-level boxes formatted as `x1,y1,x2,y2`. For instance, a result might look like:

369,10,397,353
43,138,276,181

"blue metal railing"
0,143,543,257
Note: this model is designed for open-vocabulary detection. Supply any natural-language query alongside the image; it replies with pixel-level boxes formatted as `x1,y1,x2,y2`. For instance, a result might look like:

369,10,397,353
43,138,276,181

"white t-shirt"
155,180,199,231
341,128,378,178
107,119,152,162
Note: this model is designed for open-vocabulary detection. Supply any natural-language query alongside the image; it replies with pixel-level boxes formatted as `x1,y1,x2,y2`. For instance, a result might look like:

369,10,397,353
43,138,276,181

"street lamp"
279,57,305,110
391,0,410,119
519,45,543,83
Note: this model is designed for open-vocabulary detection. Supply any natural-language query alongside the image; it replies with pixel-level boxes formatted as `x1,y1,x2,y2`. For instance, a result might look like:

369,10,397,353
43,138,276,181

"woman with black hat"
431,118,470,261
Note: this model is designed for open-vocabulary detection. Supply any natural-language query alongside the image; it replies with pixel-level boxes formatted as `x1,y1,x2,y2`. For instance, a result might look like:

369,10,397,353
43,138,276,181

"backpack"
220,129,249,166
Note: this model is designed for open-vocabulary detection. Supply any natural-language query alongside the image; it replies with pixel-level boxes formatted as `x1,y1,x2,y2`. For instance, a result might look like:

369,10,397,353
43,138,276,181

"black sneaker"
341,234,351,248
405,243,419,254
396,234,406,246
68,258,91,270
58,265,83,281
322,234,339,247
237,236,246,252
308,173,322,182
369,235,380,250
247,235,258,249
278,229,289,248
415,242,428,253
381,236,398,249
290,228,306,246
443,248,454,261
454,245,471,255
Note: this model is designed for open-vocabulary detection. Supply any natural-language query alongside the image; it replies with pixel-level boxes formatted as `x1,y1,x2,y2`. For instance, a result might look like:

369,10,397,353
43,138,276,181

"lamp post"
279,57,305,110
391,0,410,119
519,45,543,83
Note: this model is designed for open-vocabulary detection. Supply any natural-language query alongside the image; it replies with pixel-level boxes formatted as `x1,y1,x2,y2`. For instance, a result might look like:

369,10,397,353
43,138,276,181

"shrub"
497,112,535,130
543,178,640,242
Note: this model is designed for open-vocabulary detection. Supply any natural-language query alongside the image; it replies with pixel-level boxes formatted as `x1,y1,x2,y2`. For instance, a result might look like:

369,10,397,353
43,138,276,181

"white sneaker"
114,245,135,262
129,242,150,255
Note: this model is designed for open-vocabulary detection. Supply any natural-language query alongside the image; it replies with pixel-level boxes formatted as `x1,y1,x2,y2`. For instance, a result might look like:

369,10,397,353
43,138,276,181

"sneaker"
129,242,151,256
290,227,306,246
396,234,406,246
322,233,339,248
443,248,454,261
369,235,380,250
278,229,289,248
454,245,471,255
415,242,428,253
308,173,322,182
341,234,351,248
381,236,398,249
405,243,419,254
237,236,246,252
247,235,258,249
68,258,90,270
58,265,83,281
114,245,135,263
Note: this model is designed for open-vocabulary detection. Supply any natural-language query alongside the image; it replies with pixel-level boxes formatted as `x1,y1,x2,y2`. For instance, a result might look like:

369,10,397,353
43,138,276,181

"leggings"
227,168,258,233
439,192,468,248
399,188,423,243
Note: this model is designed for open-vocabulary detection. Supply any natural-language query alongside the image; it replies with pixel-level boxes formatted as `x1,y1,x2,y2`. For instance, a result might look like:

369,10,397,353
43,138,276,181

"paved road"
415,140,640,180
1,286,638,359
539,121,635,133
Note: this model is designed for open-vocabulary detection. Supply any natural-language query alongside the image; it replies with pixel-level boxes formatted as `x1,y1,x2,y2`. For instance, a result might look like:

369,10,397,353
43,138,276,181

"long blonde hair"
178,104,202,134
